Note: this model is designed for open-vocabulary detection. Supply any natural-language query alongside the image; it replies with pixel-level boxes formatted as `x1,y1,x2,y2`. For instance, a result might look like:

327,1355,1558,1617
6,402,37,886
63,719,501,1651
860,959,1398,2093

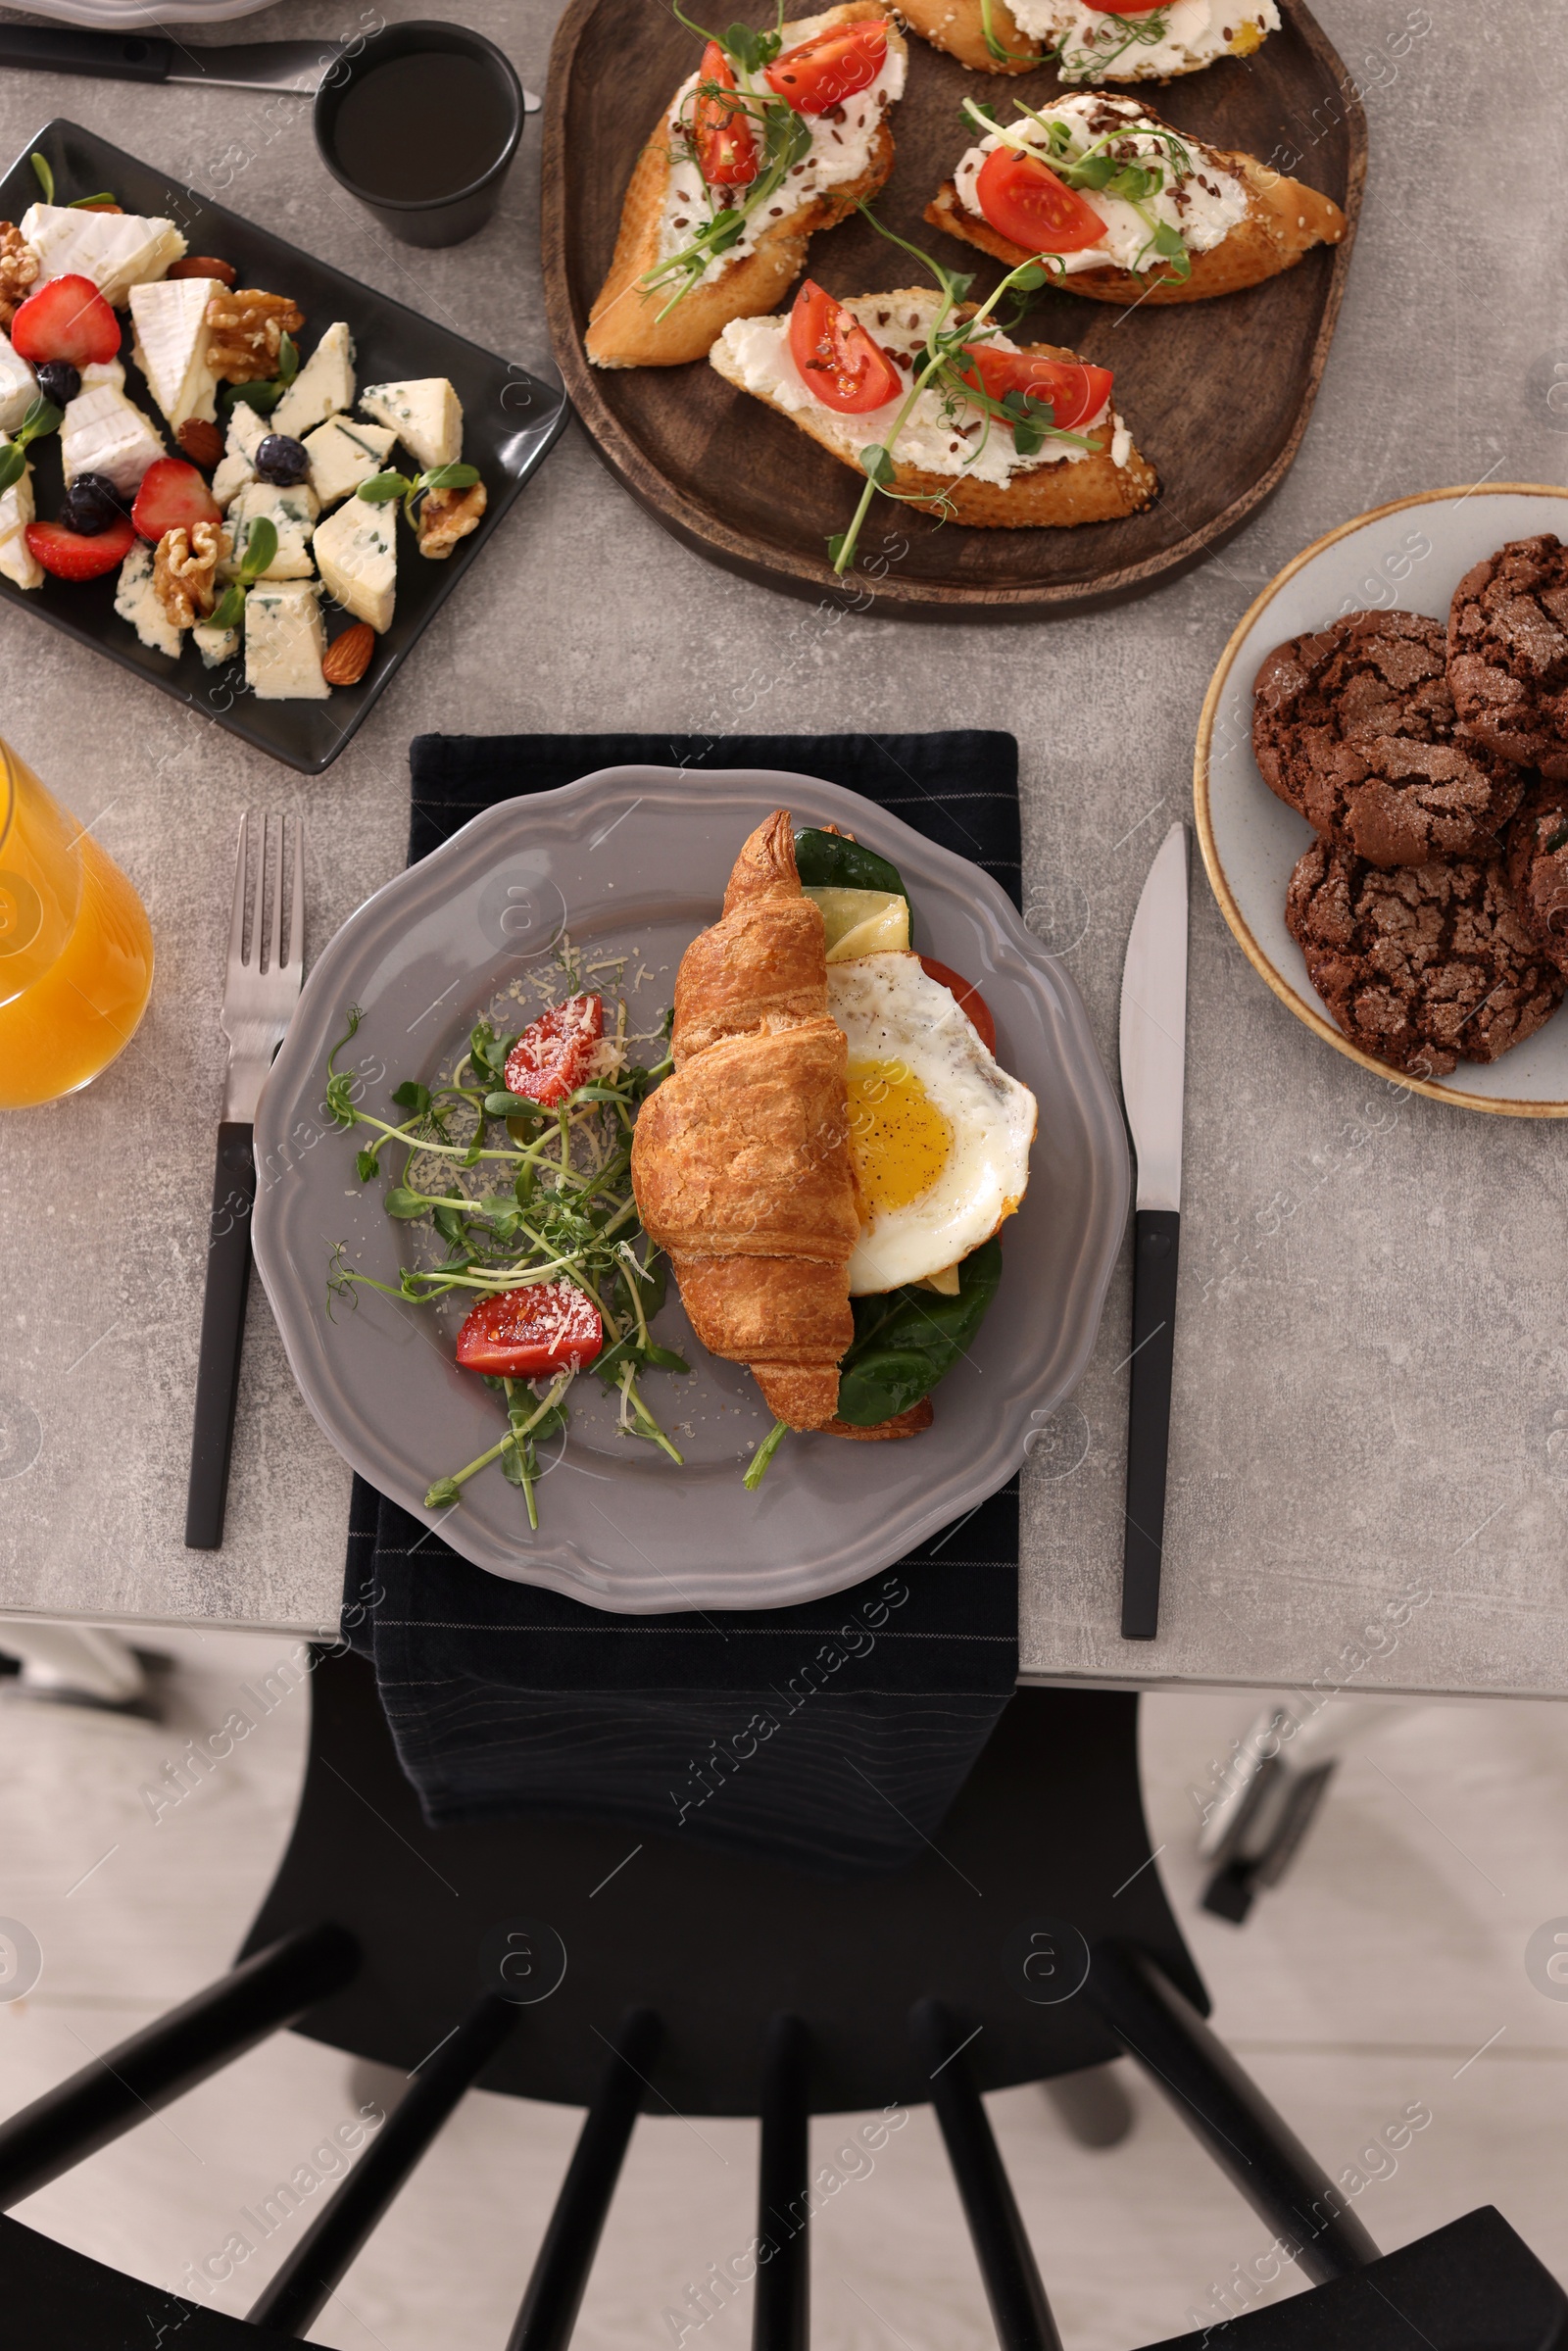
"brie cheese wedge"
212,401,272,512
303,416,396,508
115,541,182,657
0,330,38,438
0,448,42,591
226,480,319,579
128,277,220,432
245,579,330,700
314,496,396,632
21,203,186,307
61,382,166,497
270,320,356,440
360,377,462,471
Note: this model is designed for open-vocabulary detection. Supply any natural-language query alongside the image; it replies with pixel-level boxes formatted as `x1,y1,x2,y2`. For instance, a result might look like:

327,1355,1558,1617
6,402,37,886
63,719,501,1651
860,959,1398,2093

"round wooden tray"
541,0,1366,616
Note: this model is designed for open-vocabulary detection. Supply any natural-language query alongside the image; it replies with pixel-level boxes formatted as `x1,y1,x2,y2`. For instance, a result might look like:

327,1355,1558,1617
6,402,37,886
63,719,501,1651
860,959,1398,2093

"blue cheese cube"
212,400,271,512
314,497,396,632
245,579,330,700
270,321,356,440
226,480,319,579
193,618,240,668
359,377,461,471
115,541,181,657
0,449,41,590
302,416,397,508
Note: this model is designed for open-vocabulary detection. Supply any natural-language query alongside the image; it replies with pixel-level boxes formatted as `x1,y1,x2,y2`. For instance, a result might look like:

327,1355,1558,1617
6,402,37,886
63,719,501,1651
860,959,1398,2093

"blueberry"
36,360,80,408
60,472,122,536
255,433,308,485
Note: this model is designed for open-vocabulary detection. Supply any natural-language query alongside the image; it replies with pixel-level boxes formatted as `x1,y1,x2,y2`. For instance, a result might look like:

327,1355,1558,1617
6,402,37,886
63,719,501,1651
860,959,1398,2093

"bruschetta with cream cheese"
586,3,907,369
927,91,1346,303
710,281,1157,536
898,0,1277,80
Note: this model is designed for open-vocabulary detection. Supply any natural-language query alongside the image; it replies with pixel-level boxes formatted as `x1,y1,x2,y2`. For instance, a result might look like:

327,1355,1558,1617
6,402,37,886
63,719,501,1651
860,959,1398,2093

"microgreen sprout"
0,395,65,496
358,462,481,528
207,516,277,632
324,992,689,1527
222,330,300,416
977,0,1038,68
28,154,53,205
823,207,1099,578
1049,4,1174,80
743,1416,790,1490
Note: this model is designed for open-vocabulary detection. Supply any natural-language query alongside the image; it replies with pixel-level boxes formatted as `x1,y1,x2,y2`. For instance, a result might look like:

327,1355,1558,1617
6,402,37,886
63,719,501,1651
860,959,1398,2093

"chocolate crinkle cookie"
1505,777,1568,978
1285,841,1564,1078
1252,609,1521,867
1447,534,1568,779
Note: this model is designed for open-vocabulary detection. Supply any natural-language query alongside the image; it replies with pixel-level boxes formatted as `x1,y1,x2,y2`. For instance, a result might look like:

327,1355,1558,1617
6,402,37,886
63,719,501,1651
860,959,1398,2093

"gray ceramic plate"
1197,486,1568,1116
252,766,1129,1611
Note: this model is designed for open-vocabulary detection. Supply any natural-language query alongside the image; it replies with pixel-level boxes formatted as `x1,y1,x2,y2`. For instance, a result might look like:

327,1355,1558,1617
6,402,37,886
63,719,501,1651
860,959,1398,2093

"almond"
322,623,374,687
170,255,238,288
74,200,122,215
176,417,223,469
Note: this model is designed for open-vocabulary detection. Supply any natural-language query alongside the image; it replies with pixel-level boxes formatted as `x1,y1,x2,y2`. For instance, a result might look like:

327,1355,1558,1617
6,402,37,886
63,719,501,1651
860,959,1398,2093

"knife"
1117,819,1189,1641
0,26,541,107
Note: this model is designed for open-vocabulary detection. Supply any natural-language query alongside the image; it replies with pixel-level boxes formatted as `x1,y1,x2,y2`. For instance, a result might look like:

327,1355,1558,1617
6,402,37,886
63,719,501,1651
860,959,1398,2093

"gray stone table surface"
0,0,1564,1695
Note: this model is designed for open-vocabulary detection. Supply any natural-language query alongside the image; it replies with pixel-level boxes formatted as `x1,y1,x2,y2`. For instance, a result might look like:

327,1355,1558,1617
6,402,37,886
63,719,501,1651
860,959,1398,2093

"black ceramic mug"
315,19,524,249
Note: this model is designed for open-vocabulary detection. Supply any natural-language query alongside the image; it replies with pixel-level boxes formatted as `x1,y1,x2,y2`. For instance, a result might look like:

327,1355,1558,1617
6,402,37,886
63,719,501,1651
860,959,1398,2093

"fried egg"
827,953,1037,1295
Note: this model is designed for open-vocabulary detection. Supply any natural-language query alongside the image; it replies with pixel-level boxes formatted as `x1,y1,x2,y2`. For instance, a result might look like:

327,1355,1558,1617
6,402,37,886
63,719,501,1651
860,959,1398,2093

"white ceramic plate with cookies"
252,765,1129,1611
1196,485,1568,1116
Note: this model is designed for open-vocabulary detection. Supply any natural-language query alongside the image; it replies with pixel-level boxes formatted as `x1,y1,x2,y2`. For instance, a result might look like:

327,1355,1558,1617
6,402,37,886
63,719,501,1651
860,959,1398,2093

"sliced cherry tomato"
455,1283,603,1379
763,19,887,113
693,40,758,186
974,146,1106,255
958,345,1112,432
919,957,997,1056
788,279,902,415
503,994,604,1107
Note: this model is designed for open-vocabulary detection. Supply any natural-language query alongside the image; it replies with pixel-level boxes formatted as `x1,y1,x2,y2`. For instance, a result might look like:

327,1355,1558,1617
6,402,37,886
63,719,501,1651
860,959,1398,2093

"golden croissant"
630,811,858,1430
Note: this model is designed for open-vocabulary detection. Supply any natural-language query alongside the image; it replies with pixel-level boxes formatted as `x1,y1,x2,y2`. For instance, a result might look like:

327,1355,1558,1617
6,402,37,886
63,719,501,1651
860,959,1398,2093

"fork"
185,811,306,1550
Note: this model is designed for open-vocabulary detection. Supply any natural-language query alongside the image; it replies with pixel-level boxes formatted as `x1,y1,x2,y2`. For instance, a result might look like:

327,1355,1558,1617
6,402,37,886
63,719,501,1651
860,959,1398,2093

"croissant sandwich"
631,811,858,1430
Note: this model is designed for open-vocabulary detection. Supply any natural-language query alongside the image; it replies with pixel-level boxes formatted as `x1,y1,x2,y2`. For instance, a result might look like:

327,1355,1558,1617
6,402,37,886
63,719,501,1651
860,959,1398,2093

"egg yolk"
845,1057,953,1216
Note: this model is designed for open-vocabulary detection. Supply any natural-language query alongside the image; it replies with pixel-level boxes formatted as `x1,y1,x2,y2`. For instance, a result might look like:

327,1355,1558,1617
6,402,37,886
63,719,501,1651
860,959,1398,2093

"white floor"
2,1635,1567,2349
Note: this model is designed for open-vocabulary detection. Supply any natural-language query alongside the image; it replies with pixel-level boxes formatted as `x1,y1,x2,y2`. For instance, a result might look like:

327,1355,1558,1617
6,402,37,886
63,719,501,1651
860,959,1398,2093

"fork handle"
185,1122,257,1550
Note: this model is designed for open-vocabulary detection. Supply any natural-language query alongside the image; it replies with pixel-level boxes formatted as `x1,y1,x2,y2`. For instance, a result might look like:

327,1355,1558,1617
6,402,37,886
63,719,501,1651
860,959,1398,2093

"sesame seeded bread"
709,292,1158,528
586,2,905,369
925,147,1347,304
896,0,1046,74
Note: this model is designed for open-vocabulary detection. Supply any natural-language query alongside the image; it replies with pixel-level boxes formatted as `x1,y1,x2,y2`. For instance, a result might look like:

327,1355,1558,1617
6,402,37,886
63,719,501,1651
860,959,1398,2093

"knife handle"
1121,1207,1180,1641
0,27,172,80
185,1122,257,1551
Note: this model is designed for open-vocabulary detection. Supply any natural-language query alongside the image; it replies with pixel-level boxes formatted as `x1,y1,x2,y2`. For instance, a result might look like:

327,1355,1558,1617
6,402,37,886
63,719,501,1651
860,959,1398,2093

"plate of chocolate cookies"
1195,487,1568,1115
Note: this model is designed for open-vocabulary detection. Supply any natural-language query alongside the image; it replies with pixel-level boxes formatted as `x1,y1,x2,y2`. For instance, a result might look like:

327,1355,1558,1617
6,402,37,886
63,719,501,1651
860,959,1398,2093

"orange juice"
0,739,154,1110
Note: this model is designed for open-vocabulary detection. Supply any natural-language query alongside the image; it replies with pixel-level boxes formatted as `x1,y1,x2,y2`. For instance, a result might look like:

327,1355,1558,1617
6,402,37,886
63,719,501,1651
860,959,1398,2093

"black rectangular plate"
0,121,569,773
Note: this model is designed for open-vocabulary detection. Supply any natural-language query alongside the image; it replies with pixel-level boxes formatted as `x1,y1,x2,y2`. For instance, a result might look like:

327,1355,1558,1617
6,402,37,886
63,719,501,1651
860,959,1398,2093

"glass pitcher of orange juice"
0,737,154,1110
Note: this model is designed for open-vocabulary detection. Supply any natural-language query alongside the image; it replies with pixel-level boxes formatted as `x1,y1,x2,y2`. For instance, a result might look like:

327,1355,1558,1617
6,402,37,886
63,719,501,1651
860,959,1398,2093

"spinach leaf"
794,827,911,914
834,1239,1002,1427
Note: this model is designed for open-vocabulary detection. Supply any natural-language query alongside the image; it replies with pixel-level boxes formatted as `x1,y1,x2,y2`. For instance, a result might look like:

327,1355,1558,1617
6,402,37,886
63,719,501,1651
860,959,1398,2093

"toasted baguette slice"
897,0,1044,73
587,2,906,369
710,293,1157,528
927,147,1347,306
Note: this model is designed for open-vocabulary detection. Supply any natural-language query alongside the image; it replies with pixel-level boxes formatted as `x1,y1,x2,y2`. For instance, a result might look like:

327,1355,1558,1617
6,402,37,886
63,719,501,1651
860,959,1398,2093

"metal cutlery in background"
1117,820,1190,1642
185,811,305,1553
0,25,542,106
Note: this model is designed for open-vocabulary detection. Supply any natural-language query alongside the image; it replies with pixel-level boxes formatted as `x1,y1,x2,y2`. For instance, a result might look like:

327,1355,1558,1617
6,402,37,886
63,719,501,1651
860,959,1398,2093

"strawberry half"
131,458,220,543
26,513,136,581
10,273,121,368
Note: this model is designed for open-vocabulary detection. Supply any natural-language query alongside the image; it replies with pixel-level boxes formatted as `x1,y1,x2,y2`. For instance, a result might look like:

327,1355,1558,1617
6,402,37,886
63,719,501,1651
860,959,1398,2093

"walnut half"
0,222,38,329
154,521,230,628
416,480,487,560
206,288,305,384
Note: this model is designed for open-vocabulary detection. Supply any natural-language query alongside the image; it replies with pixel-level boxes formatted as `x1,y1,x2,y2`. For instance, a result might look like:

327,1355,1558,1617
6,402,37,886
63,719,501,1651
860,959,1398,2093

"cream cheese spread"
713,292,1130,487
953,90,1247,274
656,10,906,283
1007,0,1278,82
